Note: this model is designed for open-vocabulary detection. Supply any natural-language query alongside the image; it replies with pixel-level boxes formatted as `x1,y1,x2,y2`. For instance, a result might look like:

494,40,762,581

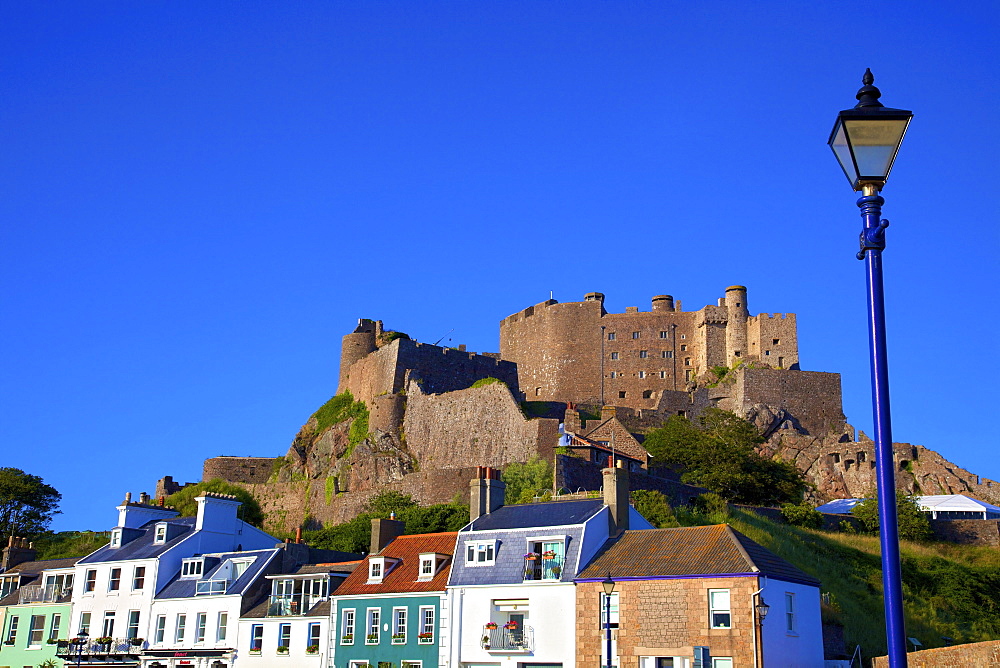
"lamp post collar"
855,68,884,108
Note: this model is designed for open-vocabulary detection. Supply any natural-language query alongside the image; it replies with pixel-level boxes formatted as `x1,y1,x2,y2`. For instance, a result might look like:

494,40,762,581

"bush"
502,458,553,504
631,490,679,528
850,494,932,541
165,479,265,527
470,377,505,389
691,492,730,517
781,502,824,529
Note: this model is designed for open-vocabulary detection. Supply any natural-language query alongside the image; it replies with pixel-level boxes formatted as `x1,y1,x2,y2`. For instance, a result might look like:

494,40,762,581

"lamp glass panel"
843,119,908,180
829,122,857,184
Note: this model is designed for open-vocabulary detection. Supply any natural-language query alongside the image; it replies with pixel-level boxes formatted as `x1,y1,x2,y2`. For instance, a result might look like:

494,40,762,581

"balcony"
55,637,146,660
195,578,230,595
480,625,534,652
18,584,70,604
266,594,326,616
522,554,565,581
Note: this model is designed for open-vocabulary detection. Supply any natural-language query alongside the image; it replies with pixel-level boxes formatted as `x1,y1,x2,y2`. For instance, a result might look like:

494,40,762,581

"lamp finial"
855,68,883,108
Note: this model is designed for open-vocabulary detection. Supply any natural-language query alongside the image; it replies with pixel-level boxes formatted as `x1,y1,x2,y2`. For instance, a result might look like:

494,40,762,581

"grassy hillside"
712,507,1000,661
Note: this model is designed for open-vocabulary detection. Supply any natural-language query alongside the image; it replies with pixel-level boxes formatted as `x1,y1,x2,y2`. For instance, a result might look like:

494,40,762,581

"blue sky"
2,2,997,531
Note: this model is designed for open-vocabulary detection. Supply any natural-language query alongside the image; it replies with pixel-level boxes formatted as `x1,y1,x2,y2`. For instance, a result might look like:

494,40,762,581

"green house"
0,556,79,668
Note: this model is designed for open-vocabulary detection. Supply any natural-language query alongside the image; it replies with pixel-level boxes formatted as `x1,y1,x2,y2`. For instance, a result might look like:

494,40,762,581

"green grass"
34,531,111,560
698,507,1000,660
470,376,505,389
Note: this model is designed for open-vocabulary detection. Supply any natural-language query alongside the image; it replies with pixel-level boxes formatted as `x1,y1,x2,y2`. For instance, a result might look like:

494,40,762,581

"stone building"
499,286,799,410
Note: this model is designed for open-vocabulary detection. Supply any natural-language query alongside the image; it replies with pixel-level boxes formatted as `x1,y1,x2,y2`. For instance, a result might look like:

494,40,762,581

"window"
773,338,780,345
609,371,616,378
182,559,204,578
734,350,741,357
28,615,44,646
308,622,321,651
465,541,496,566
659,331,668,338
607,332,616,341
639,350,648,358
684,358,691,366
126,611,140,640
278,623,291,650
632,331,640,339
48,614,61,642
84,569,97,593
600,592,619,628
195,613,207,643
393,607,407,643
79,612,91,636
785,593,796,633
6,615,18,644
132,566,145,590
764,350,770,355
369,560,383,581
638,371,646,378
154,524,167,544
109,568,121,591
341,608,356,643
712,659,733,668
418,555,435,580
249,624,263,652
709,589,731,629
419,606,434,643
44,572,73,596
680,344,687,351
110,529,122,548
175,614,186,643
680,334,686,339
232,559,251,580
103,611,115,638
662,350,673,358
154,616,166,644
642,390,653,399
610,352,619,360
217,612,228,642
659,371,667,378
366,609,380,644
618,391,626,399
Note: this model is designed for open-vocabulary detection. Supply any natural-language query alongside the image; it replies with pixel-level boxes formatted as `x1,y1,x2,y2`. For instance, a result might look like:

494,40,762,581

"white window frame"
368,557,385,583
278,622,291,650
712,659,734,668
110,529,122,548
154,523,167,544
6,615,18,644
610,352,619,360
195,612,207,643
154,615,166,644
48,613,62,642
785,592,797,634
84,569,97,593
307,622,321,652
366,608,380,644
418,606,435,644
392,606,407,644
108,567,121,592
638,370,646,378
639,350,648,358
126,610,140,640
132,565,146,590
418,554,436,580
102,610,115,637
341,608,356,644
217,612,228,642
709,589,731,629
175,613,186,643
181,559,204,578
79,612,91,636
28,614,45,647
464,540,497,566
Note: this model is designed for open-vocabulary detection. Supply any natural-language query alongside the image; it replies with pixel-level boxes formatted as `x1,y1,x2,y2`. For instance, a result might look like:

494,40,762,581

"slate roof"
449,524,586,586
79,517,196,563
156,549,279,599
0,557,79,575
468,499,603,531
577,525,820,587
333,532,457,596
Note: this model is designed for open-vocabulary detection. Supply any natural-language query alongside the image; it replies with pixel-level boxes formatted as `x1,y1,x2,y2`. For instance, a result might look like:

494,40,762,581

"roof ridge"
721,525,759,573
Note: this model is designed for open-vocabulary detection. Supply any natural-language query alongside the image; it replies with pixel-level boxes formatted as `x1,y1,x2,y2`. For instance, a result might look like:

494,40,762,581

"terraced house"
331,523,457,668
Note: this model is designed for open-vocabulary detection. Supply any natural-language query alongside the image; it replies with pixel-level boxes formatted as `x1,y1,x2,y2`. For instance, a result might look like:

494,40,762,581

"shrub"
632,490,679,528
470,377,505,389
781,502,824,529
851,495,932,541
165,479,265,527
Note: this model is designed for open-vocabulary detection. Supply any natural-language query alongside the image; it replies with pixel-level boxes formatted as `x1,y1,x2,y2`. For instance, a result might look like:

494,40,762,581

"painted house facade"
447,465,652,668
576,525,825,668
331,526,457,668
0,551,78,668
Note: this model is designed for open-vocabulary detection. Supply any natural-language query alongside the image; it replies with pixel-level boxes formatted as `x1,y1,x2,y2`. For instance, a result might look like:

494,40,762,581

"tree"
850,494,932,541
164,479,265,527
642,409,806,506
0,468,61,537
781,502,824,529
501,457,553,504
631,489,679,528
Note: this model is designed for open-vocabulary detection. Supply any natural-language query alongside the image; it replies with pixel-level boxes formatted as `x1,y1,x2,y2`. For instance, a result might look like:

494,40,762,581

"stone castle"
158,286,1000,533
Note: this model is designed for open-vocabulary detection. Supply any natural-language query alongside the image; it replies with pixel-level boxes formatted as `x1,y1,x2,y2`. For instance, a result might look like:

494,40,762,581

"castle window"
765,350,770,355
535,387,541,396
773,339,780,345
662,350,673,358
680,334,686,339
685,370,693,381
678,410,686,418
642,390,653,399
632,331,640,339
778,356,785,368
857,452,866,463
609,371,616,378
660,371,666,378
734,351,742,357
684,358,691,366
619,391,627,399
639,350,648,359
610,352,619,360
680,344,687,351
638,371,645,378
831,453,841,463
659,331,668,338
607,332,616,341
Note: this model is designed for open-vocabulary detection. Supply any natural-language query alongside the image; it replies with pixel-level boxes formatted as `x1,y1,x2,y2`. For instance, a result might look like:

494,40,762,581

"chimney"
470,466,506,522
118,493,179,528
370,517,405,555
602,461,630,536
139,492,150,505
601,405,617,420
195,493,241,533
295,527,303,544
2,536,37,570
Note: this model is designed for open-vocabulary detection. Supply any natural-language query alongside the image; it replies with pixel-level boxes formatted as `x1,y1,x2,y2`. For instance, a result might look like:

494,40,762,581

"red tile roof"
333,532,458,596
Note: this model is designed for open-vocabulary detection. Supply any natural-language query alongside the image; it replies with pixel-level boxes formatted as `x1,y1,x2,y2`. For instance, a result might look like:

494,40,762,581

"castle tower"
338,319,379,393
724,285,749,366
651,295,675,312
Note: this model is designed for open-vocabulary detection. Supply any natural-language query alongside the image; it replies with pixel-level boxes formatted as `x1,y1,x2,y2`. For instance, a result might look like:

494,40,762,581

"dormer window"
417,552,446,581
181,559,204,578
370,561,382,581
110,529,122,548
154,524,167,544
465,540,497,566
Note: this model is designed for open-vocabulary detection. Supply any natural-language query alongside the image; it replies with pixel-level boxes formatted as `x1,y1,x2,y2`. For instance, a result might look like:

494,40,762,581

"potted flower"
366,633,379,643
523,552,539,560
306,644,319,654
551,565,562,576
542,550,556,559
277,645,289,654
481,635,491,650
129,637,144,647
341,634,354,643
484,622,497,629
391,633,406,643
417,632,433,643
95,636,113,648
504,621,518,630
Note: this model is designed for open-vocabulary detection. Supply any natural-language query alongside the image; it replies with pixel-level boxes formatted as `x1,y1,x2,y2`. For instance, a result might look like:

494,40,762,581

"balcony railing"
523,554,565,581
481,626,534,652
54,637,147,658
195,578,230,595
18,584,70,604
266,594,327,616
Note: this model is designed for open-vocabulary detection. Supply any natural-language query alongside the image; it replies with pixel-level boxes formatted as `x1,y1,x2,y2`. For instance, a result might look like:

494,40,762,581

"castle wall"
731,367,846,436
403,380,560,470
341,337,519,406
202,456,279,484
747,313,799,368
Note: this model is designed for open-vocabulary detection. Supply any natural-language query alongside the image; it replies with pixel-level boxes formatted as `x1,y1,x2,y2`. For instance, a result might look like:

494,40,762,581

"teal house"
0,545,80,668
331,523,456,668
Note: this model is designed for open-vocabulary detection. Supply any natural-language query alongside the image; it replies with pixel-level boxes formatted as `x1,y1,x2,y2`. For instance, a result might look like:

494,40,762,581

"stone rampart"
403,380,559,470
202,456,280,484
929,518,1000,547
728,367,846,437
872,639,1000,668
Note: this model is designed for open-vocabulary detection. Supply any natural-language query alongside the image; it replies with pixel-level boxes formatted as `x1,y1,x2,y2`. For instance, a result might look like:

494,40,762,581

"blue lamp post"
828,69,913,668
602,573,615,668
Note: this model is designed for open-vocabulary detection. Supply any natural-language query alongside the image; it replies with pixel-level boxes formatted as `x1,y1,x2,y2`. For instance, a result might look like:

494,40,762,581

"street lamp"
828,69,913,668
602,573,615,668
74,629,89,668
755,597,770,622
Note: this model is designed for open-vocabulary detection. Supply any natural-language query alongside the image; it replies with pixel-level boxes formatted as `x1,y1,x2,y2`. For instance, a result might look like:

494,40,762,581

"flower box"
277,645,289,654
366,634,379,644
306,645,319,654
417,633,434,644
484,623,497,629
341,635,354,644
391,634,406,644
